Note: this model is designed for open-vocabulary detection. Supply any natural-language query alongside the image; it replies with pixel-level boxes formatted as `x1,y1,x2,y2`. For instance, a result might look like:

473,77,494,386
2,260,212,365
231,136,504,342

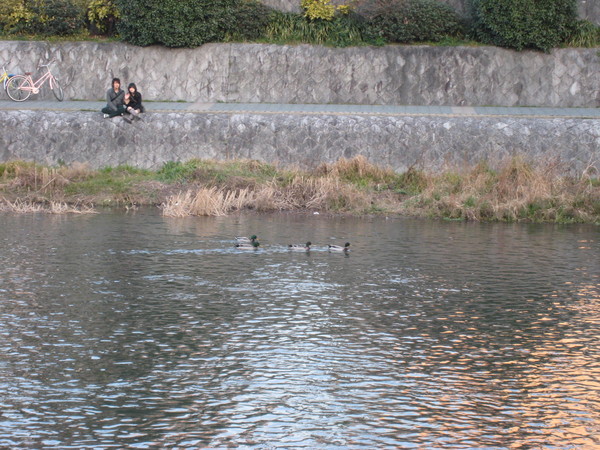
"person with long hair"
124,82,144,120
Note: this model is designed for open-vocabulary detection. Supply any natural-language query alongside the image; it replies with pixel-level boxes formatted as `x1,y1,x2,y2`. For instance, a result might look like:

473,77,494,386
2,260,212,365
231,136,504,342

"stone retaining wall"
1,110,598,175
1,41,598,107
579,0,600,25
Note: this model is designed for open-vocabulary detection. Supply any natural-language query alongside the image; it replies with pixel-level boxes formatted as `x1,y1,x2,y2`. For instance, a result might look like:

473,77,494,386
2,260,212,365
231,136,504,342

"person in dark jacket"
124,82,144,120
101,78,126,119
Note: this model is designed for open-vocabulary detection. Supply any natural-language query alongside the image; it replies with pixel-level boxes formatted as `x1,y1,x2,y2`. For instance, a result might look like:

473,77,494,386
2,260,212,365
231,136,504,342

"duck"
328,242,351,252
235,235,257,243
288,241,312,251
235,240,260,249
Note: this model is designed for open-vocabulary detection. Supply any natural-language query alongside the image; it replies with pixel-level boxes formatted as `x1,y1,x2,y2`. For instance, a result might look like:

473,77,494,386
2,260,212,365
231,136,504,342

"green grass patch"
156,159,278,183
394,167,428,195
463,196,477,208
564,20,600,48
100,165,151,176
64,167,152,195
0,32,119,43
262,12,365,47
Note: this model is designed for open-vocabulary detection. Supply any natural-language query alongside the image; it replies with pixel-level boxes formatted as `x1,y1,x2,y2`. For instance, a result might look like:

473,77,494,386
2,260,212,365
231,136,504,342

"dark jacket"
127,91,144,112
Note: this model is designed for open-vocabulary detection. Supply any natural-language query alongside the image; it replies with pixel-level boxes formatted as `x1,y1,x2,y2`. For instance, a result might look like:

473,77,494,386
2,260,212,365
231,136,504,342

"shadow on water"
0,209,599,447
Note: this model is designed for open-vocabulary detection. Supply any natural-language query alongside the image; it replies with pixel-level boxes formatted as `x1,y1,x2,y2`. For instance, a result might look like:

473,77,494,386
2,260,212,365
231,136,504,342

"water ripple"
0,212,598,447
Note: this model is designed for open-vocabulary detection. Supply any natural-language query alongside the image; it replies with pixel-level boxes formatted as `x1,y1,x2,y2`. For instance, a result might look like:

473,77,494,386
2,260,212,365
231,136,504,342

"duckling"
235,235,257,243
288,241,312,251
236,240,260,249
328,242,351,252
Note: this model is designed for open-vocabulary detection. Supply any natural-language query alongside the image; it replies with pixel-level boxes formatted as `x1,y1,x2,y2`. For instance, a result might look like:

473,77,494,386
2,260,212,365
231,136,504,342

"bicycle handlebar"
38,59,56,69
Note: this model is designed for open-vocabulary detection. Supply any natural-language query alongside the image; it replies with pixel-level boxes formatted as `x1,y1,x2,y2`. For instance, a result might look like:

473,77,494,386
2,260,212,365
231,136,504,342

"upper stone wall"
261,0,299,12
0,41,598,107
579,0,600,25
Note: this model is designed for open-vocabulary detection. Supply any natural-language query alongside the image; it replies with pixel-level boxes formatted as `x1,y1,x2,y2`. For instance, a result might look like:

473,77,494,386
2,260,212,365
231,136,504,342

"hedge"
356,0,463,44
115,0,239,47
470,0,578,51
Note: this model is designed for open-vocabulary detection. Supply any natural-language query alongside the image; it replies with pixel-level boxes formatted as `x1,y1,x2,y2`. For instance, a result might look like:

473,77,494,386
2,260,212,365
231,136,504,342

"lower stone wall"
1,110,598,176
1,41,598,108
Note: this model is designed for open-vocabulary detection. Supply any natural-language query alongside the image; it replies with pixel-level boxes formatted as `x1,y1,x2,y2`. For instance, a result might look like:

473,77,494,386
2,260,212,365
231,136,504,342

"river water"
1,209,599,448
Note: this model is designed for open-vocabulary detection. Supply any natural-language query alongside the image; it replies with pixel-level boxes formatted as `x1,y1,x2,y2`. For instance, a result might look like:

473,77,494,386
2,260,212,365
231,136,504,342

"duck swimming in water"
236,235,257,243
328,242,350,252
288,241,311,251
236,240,260,249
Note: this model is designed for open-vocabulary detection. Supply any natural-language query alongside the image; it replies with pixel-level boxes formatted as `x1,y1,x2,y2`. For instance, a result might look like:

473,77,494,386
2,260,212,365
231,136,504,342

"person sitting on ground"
101,77,126,119
124,82,144,120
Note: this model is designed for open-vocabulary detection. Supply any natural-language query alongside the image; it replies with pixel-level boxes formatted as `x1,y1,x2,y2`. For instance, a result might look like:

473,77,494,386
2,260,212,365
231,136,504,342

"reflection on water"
0,210,599,448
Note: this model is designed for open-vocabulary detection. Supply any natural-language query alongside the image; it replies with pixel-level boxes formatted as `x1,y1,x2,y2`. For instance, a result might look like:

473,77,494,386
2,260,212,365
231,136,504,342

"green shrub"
301,0,354,21
0,1,34,34
264,11,313,44
565,20,600,47
356,0,463,44
326,13,366,46
87,0,120,35
301,0,335,21
157,160,202,181
265,10,364,47
28,0,84,36
470,0,578,51
116,0,239,47
227,0,272,41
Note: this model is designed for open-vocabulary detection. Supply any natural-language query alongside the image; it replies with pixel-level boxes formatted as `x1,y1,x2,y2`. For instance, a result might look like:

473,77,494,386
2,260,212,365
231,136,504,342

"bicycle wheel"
52,78,64,102
6,75,32,102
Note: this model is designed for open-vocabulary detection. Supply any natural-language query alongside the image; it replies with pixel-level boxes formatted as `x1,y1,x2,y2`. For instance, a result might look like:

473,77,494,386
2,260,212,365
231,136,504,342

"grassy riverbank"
0,157,598,223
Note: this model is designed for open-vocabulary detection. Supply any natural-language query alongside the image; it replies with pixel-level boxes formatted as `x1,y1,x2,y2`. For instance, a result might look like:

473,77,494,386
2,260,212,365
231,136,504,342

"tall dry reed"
162,187,255,216
4,162,93,192
0,198,96,214
161,173,373,216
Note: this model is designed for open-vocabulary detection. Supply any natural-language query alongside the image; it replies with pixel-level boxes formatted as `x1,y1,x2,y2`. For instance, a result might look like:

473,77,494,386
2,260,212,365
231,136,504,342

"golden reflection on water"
378,272,600,448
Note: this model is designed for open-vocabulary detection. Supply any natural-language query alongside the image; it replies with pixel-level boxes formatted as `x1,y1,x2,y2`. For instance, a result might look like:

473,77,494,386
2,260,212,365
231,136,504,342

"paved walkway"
0,99,599,118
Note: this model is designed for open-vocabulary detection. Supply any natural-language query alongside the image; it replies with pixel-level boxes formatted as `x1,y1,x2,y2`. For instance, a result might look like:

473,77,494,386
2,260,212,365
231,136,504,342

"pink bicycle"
6,60,64,102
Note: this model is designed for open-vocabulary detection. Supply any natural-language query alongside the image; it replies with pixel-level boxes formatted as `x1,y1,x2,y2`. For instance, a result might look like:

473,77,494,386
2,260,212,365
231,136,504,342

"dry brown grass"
4,162,94,192
161,173,373,216
405,157,600,222
0,198,45,213
0,197,96,214
279,175,371,210
316,155,396,184
162,187,255,216
48,201,97,214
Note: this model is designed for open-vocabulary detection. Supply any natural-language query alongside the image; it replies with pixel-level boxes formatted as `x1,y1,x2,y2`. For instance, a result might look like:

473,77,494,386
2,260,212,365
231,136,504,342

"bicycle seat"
25,72,32,75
